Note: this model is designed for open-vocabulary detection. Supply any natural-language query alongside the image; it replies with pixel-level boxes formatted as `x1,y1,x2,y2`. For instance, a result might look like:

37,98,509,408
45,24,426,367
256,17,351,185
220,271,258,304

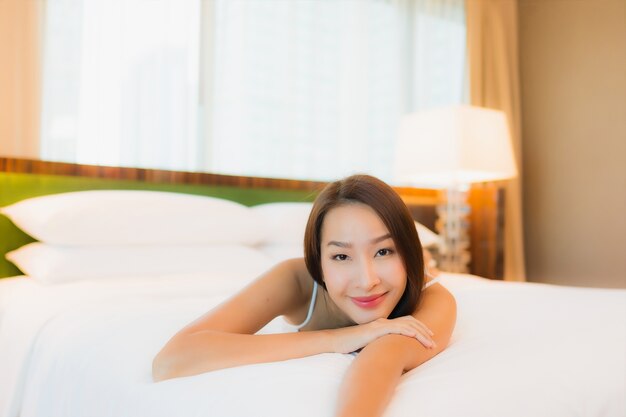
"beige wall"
518,0,626,288
0,0,42,158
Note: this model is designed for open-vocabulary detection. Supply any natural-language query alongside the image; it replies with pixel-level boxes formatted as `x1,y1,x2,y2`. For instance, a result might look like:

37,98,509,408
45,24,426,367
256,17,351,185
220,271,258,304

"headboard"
0,158,502,279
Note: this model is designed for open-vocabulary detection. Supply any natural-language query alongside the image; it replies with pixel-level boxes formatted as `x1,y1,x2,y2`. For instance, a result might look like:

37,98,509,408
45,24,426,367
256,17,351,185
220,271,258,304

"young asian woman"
152,174,457,417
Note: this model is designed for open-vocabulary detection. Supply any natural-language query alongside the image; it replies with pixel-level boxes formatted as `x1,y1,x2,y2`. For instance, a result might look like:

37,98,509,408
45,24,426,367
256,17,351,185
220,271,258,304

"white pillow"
6,243,275,285
251,202,313,244
414,221,442,248
251,202,442,248
0,190,264,246
256,243,304,263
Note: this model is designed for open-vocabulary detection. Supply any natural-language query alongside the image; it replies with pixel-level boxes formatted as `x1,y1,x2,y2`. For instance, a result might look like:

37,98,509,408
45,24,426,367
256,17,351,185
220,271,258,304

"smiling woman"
152,174,457,417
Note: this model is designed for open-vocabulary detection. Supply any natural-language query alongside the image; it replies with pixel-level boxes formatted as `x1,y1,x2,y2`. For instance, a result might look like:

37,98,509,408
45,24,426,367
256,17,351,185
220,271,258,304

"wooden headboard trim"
0,157,326,191
0,158,439,202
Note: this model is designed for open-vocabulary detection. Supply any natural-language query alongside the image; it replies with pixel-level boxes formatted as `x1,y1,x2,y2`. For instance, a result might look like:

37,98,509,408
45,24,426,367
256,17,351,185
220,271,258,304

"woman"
152,174,457,417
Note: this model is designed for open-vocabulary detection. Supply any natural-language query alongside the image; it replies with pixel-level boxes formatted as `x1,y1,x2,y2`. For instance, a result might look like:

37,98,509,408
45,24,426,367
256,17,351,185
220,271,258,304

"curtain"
465,0,526,281
0,0,43,158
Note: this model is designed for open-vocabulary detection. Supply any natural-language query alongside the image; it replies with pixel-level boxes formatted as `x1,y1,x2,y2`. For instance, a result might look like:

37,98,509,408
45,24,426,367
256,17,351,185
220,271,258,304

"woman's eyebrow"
326,233,392,248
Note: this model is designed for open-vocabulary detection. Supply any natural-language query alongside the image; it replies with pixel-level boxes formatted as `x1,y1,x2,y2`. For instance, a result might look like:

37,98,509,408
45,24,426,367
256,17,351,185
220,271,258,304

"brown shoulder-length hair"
303,174,425,319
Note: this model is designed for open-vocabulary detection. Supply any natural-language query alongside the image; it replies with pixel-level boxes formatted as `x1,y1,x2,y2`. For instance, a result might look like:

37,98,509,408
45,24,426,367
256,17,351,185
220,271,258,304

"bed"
0,158,624,417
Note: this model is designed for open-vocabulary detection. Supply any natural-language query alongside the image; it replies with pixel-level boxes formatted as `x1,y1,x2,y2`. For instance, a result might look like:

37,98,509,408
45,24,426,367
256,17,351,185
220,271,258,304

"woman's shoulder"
283,257,314,299
278,258,315,318
276,258,313,310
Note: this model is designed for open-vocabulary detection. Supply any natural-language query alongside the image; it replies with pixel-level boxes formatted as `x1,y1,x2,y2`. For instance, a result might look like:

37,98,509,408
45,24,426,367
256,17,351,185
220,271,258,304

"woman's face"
320,203,407,324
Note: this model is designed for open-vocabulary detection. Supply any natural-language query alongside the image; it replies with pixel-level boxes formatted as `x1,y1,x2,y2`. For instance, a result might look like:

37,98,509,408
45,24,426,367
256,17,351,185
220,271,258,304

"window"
40,0,466,182
41,0,201,170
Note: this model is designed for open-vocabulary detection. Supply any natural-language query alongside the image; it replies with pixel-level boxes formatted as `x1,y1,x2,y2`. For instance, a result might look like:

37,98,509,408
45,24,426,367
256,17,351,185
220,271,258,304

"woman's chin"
348,307,394,325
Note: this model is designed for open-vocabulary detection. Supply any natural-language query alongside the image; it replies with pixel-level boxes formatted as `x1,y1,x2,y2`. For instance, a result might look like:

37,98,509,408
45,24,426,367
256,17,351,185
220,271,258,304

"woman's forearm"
334,335,414,417
152,329,334,381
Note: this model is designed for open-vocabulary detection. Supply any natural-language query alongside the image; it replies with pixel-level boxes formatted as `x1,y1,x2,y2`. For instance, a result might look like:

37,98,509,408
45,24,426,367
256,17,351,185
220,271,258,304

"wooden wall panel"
468,183,505,279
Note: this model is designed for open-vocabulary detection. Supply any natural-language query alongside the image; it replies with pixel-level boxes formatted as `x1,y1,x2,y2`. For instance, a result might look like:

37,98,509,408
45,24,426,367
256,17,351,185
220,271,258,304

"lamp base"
435,187,471,273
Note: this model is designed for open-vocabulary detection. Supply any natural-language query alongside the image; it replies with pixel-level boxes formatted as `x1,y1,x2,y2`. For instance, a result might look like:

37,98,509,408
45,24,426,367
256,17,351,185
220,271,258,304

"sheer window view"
41,0,466,182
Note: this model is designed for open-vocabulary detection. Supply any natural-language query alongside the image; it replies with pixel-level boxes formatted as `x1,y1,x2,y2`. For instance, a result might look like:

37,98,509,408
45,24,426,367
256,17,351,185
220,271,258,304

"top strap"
423,272,441,289
293,280,318,330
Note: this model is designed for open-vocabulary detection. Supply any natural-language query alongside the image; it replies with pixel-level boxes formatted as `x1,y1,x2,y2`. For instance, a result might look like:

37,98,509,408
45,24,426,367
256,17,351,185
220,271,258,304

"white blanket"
1,273,625,417
0,272,261,417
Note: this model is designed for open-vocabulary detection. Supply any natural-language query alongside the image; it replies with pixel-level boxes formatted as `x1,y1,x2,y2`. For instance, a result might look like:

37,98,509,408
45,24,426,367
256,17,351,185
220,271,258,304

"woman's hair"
303,174,425,319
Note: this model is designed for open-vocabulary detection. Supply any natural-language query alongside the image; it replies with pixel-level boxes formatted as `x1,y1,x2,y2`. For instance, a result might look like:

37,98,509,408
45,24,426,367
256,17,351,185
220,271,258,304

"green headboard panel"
0,172,318,279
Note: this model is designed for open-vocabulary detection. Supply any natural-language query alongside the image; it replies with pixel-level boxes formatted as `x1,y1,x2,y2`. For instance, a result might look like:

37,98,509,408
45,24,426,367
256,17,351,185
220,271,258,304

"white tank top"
283,272,442,332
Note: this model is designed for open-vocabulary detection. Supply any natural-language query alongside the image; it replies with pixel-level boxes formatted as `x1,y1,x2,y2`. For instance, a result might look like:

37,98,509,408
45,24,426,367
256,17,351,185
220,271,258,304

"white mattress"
0,272,624,417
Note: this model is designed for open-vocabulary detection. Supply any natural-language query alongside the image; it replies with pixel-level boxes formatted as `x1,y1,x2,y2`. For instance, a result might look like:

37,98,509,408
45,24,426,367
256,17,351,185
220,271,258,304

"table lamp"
394,105,518,273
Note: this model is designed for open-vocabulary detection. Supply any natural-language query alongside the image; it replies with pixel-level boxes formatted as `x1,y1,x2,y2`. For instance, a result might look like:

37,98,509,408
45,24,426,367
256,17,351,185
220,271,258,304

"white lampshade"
394,105,518,188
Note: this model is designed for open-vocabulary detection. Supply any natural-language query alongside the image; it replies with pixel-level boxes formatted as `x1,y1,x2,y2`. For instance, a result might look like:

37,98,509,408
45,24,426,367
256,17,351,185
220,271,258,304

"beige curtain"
0,0,43,158
466,0,526,281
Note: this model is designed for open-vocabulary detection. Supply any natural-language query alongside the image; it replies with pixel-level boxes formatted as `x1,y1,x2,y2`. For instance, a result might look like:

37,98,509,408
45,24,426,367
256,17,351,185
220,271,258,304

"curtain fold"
465,0,526,281
0,0,43,158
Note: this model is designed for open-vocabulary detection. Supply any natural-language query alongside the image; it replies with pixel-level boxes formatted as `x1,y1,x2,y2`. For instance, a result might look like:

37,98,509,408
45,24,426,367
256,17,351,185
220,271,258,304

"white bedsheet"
0,271,263,417
1,273,625,417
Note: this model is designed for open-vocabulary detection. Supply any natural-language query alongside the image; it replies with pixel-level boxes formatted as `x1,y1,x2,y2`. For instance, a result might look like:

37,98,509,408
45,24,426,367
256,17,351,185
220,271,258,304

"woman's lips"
350,292,387,309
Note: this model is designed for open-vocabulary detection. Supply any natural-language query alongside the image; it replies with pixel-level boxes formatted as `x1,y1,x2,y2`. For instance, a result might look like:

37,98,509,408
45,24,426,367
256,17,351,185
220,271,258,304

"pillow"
414,221,442,248
6,243,275,284
0,190,264,246
256,243,304,263
251,202,313,244
251,201,442,248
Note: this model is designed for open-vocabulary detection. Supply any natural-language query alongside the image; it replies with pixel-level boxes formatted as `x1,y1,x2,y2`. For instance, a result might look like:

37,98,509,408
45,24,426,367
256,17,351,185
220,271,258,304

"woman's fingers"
412,319,434,336
417,333,436,348
400,325,435,348
398,316,434,336
404,319,436,348
381,316,436,348
394,323,435,348
412,327,436,348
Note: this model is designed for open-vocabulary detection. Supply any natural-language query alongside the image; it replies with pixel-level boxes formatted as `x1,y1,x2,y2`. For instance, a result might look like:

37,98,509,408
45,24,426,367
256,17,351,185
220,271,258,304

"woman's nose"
356,259,381,290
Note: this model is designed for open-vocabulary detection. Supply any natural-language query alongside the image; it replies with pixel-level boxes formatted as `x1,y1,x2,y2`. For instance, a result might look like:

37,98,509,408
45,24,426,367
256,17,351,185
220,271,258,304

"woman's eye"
376,248,393,257
332,254,348,261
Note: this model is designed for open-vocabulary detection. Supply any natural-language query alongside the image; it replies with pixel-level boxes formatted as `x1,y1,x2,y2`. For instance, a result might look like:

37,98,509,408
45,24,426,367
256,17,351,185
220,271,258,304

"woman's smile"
350,292,388,309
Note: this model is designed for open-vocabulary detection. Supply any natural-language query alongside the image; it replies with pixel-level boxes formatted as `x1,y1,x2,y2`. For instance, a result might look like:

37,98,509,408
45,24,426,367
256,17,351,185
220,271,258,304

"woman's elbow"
152,348,178,382
152,332,221,381
152,337,188,382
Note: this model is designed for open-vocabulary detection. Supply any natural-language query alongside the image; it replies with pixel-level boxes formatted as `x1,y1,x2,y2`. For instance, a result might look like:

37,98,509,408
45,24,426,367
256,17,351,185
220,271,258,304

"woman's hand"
330,316,436,354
